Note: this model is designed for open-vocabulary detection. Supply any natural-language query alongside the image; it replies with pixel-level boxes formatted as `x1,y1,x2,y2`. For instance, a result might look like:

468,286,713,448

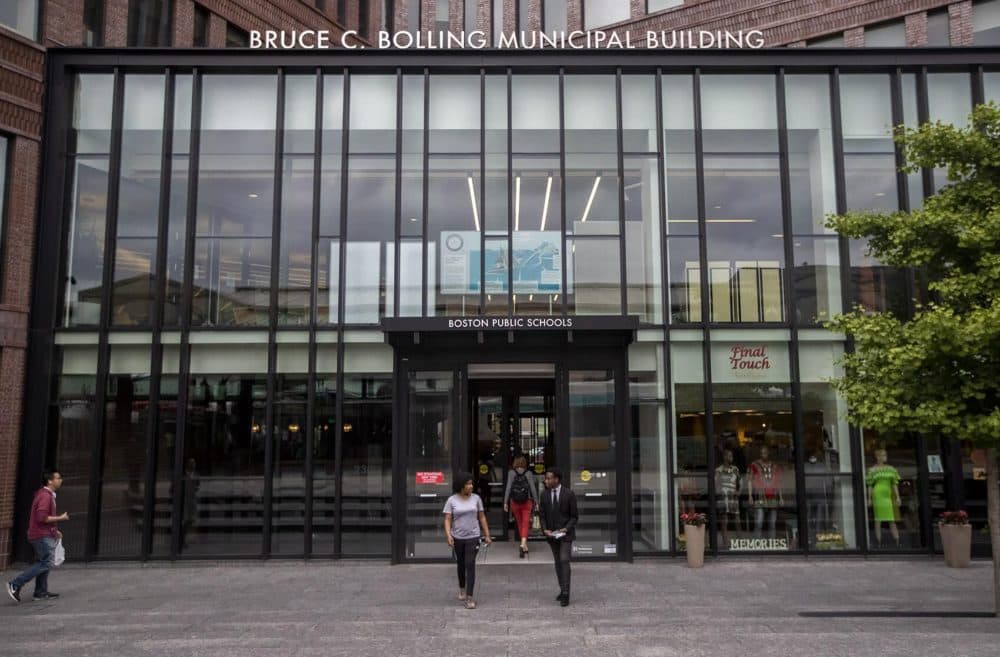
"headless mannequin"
715,449,741,543
747,446,783,538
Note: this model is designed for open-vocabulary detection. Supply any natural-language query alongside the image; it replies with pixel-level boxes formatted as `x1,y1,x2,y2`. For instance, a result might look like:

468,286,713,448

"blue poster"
440,231,569,295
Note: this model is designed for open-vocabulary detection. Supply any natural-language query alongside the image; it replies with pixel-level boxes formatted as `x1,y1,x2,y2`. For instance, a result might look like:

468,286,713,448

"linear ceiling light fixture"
467,176,480,231
515,175,521,232
580,176,601,223
540,175,553,231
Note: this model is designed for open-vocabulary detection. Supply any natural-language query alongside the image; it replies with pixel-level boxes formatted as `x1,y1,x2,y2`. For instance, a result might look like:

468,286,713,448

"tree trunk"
987,447,1000,615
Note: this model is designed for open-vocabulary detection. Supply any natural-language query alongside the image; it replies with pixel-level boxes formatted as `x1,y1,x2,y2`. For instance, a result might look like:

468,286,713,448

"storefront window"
799,338,857,550
861,430,924,550
710,338,796,551
671,339,707,551
630,341,670,552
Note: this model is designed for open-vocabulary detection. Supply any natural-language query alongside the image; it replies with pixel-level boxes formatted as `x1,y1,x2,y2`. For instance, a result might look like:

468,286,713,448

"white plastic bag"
53,539,65,567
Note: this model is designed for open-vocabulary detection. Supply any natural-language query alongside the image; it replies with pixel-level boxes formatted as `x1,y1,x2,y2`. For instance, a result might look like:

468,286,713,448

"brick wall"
104,0,129,47
175,0,196,47
950,0,973,46
906,11,929,46
43,0,85,46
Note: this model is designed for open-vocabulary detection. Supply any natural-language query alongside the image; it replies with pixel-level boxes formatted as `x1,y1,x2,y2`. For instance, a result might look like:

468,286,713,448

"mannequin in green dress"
865,449,900,548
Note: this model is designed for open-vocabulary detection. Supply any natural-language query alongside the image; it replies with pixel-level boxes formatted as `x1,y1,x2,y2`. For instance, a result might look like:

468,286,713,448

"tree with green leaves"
827,102,1000,612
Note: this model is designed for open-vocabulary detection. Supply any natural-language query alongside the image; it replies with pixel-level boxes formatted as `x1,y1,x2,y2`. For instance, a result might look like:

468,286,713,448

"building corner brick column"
174,0,196,47
843,26,865,47
949,1,973,46
502,0,515,34
104,0,129,47
43,0,87,47
449,0,462,34
477,0,490,40
0,346,27,571
421,0,435,32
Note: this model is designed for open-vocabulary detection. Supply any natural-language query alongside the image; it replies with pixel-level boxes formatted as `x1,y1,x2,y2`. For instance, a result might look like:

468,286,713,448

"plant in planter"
939,510,971,568
680,512,707,568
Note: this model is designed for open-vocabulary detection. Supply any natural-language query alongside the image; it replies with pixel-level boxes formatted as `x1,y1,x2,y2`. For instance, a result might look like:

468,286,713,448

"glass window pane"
849,238,908,317
568,370,618,557
864,20,905,47
566,154,618,235
402,74,424,154
429,75,480,153
666,237,701,323
927,10,950,46
630,343,670,553
0,0,39,39
986,72,1000,103
786,75,837,235
345,156,395,324
974,0,1000,45
342,371,393,556
97,344,151,557
405,371,454,558
278,157,314,326
127,0,173,46
73,74,114,153
567,237,621,315
181,365,268,556
427,157,481,316
318,238,340,324
271,374,308,555
191,238,271,327
701,75,778,147
311,368,338,554
622,75,656,152
512,75,558,153
399,239,423,316
583,0,628,29
543,0,566,32
349,75,397,153
624,156,662,323
65,157,110,327
163,158,188,326
648,0,683,11
792,236,842,325
862,432,924,549
284,75,317,154
663,75,697,237
564,75,617,153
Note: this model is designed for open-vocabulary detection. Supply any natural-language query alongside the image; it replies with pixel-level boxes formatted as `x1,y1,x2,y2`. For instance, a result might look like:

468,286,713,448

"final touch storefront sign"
250,29,766,50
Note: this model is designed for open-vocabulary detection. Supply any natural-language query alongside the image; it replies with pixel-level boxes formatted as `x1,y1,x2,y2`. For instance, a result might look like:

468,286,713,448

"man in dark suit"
540,467,578,606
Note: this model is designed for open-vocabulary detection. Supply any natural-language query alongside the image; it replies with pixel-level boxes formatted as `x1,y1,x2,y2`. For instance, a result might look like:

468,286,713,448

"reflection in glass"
182,347,268,555
512,75,558,153
405,371,454,558
311,370,338,554
568,370,617,556
342,375,393,555
278,157,314,325
564,75,617,153
65,158,110,327
849,238,908,318
566,154,619,235
630,344,669,552
663,75,697,237
191,238,271,326
666,238,701,323
791,237,841,325
427,157,481,316
350,75,397,153
621,75,656,152
72,74,114,153
786,74,837,235
151,362,179,556
345,156,395,323
271,374,308,555
567,237,621,315
624,156,662,323
429,75,480,153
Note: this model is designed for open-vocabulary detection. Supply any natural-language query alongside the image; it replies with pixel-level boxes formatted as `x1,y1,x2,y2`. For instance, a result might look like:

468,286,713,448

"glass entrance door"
472,382,554,543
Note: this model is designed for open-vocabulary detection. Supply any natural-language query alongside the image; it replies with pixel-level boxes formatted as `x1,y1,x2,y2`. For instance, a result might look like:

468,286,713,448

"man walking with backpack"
503,455,539,558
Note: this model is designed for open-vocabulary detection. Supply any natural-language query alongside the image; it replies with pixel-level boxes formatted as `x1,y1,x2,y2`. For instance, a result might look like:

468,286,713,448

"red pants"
510,499,534,540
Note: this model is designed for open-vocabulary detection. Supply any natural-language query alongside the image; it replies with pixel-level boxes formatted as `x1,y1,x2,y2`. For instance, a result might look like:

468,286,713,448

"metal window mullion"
654,68,676,553
304,67,324,557
480,68,486,315
692,67,717,553
777,68,808,553
831,67,868,553
422,68,429,316
333,67,351,557
394,69,402,317
142,67,177,559
172,68,203,558
558,68,567,316
85,67,125,560
262,69,286,557
616,68,627,317
916,67,933,199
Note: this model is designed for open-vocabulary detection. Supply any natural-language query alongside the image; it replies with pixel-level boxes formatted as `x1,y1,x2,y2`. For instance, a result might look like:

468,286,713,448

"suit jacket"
540,485,579,542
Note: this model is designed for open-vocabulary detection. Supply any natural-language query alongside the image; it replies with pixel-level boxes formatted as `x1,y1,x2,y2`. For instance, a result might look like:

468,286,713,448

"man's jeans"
9,537,56,595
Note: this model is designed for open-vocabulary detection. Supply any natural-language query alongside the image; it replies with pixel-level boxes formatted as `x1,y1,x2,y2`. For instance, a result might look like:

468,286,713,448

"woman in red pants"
503,455,539,558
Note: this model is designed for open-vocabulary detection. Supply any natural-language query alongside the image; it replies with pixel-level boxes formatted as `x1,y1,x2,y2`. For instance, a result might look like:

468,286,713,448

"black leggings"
453,538,479,597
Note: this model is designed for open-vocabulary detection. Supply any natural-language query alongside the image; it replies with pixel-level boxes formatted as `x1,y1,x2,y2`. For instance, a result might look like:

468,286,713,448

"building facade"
4,0,1000,566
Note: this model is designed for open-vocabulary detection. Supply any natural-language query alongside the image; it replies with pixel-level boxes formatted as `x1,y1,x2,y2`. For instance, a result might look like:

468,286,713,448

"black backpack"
510,472,531,503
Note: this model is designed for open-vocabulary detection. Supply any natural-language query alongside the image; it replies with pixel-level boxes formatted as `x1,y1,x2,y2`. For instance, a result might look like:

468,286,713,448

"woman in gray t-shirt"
443,473,493,609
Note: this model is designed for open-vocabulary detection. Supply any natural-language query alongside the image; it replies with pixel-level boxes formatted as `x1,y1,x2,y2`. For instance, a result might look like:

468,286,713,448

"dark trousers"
547,538,572,598
10,537,55,595
453,538,479,597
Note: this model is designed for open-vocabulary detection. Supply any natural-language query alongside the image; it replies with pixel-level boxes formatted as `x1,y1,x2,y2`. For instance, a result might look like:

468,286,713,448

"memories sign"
250,29,766,50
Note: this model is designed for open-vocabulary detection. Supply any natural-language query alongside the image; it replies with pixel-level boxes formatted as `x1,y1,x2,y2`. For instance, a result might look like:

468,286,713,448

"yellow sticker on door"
580,469,592,482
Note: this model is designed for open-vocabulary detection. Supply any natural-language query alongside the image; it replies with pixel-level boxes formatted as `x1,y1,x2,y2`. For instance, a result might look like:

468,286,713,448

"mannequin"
747,446,783,538
866,448,900,548
804,451,831,539
715,449,741,543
